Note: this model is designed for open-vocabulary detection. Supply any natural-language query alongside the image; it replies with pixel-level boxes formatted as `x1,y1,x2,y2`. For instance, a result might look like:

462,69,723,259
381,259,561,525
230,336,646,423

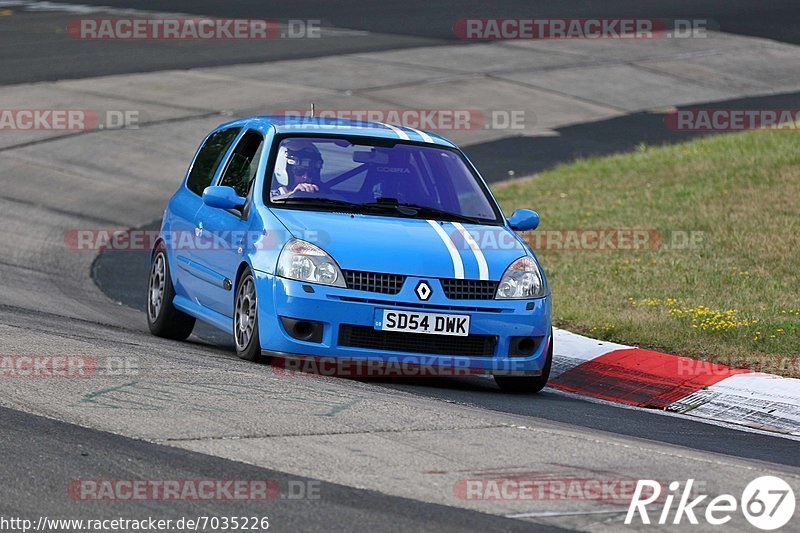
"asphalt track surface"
3,0,800,85
0,406,564,532
53,0,800,45
1,1,800,532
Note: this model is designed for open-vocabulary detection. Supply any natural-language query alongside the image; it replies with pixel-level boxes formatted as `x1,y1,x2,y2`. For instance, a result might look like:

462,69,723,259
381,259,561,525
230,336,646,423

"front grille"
339,325,497,357
440,279,499,300
344,270,406,294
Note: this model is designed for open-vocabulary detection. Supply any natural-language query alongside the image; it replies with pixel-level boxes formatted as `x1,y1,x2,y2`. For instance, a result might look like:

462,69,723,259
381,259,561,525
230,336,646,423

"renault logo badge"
415,281,432,301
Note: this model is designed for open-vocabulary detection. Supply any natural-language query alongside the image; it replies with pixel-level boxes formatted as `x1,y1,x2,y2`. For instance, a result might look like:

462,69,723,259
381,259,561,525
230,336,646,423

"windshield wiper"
274,197,492,224
362,199,489,224
272,197,365,210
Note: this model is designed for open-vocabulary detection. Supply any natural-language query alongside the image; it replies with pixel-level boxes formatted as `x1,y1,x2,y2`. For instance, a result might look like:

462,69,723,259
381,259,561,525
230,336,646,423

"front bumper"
255,271,551,375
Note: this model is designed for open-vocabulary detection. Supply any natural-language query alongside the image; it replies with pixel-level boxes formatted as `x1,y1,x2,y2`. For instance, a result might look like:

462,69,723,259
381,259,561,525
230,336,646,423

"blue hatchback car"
147,116,552,392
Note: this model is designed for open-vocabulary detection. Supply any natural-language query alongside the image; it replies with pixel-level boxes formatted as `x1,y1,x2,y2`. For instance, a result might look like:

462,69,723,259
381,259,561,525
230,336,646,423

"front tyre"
234,268,262,361
495,329,553,394
147,245,196,340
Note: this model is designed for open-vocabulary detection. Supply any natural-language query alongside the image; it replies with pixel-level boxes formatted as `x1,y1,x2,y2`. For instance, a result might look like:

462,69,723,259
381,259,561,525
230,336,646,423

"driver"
270,140,324,201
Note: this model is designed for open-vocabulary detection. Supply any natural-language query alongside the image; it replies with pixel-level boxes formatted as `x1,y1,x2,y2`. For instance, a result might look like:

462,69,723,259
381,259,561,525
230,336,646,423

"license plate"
376,310,470,336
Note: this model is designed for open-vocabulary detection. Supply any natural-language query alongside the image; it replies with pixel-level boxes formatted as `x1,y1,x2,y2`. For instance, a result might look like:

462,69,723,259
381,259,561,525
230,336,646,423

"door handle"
195,221,203,237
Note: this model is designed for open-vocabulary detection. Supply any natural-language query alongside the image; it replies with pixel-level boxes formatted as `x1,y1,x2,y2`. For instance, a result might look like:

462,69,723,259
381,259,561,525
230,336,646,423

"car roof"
216,115,456,147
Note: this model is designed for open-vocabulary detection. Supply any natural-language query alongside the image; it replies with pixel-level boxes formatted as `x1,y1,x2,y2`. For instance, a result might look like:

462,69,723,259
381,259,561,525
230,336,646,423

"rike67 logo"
626,477,795,530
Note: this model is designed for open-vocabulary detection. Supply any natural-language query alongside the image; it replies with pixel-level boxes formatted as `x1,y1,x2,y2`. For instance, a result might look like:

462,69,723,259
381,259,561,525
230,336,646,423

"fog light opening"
293,321,315,341
517,338,535,354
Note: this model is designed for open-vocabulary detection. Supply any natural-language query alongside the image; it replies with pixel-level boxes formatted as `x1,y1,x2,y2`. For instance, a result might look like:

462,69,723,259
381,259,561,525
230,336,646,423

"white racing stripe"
405,126,434,143
378,122,410,140
427,220,464,279
452,222,488,280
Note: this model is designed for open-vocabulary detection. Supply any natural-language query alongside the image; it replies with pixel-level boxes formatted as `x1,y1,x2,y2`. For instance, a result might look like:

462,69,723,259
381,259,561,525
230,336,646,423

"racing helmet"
274,139,323,186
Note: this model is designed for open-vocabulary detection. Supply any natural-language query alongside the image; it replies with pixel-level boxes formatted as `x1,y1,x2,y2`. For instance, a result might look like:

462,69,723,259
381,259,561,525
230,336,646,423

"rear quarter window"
186,127,241,195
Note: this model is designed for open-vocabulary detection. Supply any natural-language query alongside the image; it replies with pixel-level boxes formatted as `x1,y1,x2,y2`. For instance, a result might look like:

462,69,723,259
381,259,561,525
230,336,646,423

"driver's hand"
293,183,319,193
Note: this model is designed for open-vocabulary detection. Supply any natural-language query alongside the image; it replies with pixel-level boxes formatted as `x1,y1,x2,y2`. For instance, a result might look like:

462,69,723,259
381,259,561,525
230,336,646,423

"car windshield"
267,136,501,224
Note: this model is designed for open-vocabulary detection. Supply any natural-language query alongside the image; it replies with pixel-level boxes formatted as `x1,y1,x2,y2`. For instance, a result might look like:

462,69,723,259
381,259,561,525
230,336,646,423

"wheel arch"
150,237,165,261
234,261,253,294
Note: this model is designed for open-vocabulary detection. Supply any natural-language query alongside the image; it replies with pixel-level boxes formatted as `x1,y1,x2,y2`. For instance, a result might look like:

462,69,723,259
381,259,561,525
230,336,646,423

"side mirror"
507,209,539,231
202,186,246,210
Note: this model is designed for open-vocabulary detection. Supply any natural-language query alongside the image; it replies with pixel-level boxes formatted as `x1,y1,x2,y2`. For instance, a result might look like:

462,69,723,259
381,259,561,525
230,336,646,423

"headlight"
277,239,346,287
496,256,545,299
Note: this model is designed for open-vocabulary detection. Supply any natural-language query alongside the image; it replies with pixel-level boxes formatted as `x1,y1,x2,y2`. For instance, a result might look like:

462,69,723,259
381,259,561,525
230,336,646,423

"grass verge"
493,130,799,377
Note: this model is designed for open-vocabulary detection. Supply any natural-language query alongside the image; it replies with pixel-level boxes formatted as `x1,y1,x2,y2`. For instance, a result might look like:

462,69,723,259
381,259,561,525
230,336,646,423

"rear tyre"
147,245,196,340
234,267,262,361
495,329,553,394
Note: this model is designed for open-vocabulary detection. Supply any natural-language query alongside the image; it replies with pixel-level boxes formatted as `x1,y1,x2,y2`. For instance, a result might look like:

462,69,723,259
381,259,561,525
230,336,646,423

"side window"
219,130,264,197
186,127,241,196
